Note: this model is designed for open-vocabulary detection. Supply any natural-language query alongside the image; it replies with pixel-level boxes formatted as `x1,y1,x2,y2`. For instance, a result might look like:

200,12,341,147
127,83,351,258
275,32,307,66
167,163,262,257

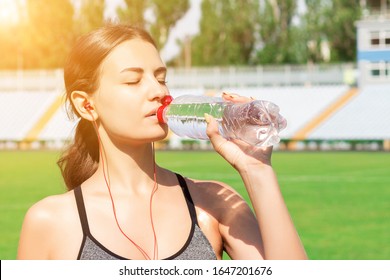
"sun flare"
0,0,20,25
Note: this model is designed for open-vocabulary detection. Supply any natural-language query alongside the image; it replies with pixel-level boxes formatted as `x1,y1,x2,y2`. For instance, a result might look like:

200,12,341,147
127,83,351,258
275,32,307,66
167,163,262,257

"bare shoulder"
24,191,76,225
18,191,79,259
185,176,241,196
183,177,249,221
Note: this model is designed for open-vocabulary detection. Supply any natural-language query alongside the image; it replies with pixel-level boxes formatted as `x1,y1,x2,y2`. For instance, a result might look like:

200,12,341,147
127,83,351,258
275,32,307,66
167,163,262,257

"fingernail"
204,113,211,123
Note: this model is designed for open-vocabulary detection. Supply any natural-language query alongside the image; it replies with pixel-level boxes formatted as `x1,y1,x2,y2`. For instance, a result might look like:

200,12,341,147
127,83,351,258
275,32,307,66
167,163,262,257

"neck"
93,128,158,194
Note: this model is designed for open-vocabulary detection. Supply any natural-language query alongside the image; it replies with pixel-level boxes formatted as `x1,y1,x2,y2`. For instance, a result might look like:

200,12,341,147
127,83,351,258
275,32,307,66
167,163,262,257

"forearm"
238,164,307,260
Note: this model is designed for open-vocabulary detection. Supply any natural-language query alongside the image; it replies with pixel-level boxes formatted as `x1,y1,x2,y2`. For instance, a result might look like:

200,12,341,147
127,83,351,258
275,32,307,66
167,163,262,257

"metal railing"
0,63,355,91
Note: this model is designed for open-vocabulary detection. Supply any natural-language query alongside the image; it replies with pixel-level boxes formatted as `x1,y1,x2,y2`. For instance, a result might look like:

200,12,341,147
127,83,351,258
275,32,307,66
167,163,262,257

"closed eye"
124,81,140,85
158,80,168,85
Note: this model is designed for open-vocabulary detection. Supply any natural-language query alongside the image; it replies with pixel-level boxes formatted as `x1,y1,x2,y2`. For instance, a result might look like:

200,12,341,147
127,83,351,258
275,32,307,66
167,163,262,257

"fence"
0,63,355,91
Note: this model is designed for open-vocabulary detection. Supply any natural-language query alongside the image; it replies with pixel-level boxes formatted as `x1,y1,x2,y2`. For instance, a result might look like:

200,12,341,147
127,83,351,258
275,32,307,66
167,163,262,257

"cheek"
97,92,142,133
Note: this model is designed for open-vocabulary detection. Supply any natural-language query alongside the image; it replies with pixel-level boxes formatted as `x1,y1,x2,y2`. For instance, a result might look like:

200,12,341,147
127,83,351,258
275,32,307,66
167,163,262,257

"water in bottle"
157,95,287,147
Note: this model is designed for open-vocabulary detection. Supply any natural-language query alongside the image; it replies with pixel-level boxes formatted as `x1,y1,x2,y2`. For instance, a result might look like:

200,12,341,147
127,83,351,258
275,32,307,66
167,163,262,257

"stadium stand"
309,85,390,141
0,74,389,151
0,91,59,144
0,84,389,150
38,102,77,149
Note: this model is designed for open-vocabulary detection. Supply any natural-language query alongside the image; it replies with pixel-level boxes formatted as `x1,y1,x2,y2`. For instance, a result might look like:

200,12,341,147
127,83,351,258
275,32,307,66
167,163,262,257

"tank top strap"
175,173,199,226
74,186,91,236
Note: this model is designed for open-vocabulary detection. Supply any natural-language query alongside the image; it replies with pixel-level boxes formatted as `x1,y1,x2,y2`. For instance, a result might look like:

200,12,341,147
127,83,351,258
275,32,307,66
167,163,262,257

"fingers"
204,113,219,139
222,92,252,104
205,113,228,152
205,113,274,168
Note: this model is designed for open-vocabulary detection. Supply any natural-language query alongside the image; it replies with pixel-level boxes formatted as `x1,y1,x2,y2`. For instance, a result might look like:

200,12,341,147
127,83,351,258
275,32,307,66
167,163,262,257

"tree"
0,25,20,69
302,0,330,63
364,0,390,11
190,0,260,66
117,0,147,27
323,0,361,61
303,0,361,63
256,0,300,64
118,0,189,49
76,0,105,35
24,0,74,68
149,0,190,48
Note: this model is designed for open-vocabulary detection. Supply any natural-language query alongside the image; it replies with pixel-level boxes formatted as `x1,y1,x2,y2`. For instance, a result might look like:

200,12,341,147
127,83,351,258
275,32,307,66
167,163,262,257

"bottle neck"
157,105,168,124
157,95,173,124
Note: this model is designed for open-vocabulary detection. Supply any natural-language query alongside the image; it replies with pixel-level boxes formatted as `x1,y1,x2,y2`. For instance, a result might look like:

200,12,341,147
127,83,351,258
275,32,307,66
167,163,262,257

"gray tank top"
74,173,217,260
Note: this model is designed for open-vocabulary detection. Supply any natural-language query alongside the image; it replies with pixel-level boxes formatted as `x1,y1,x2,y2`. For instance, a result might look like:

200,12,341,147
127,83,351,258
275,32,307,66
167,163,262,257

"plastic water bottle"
157,95,287,147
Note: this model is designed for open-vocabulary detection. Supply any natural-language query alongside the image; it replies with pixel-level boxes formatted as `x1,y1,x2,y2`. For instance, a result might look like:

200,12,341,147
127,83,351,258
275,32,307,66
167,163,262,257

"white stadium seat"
309,85,390,139
0,91,58,141
1,84,389,149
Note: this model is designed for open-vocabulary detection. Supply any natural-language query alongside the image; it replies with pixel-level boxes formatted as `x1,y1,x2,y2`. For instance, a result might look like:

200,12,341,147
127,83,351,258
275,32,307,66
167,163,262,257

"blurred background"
0,0,389,150
0,0,389,260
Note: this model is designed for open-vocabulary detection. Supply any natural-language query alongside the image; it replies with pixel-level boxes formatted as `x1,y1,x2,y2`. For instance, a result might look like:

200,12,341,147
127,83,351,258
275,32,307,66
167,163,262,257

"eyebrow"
120,67,143,74
119,67,167,75
154,67,167,76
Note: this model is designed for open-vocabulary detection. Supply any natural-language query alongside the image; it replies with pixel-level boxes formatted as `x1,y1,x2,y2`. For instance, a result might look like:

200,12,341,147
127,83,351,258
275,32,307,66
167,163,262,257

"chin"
148,127,169,142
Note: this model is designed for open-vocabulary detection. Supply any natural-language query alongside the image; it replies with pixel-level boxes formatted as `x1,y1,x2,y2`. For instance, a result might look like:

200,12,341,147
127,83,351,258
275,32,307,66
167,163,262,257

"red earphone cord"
90,116,159,260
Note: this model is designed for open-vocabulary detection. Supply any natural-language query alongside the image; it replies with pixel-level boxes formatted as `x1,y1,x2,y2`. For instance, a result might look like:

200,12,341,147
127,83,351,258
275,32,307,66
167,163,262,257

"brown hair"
58,24,157,190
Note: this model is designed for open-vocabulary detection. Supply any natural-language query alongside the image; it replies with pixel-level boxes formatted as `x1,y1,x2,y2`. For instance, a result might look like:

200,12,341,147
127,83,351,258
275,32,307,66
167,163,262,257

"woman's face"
92,39,169,145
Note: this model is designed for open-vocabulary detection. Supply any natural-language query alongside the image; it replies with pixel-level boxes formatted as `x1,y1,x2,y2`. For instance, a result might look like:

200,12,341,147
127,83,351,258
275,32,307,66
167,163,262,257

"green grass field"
0,150,389,260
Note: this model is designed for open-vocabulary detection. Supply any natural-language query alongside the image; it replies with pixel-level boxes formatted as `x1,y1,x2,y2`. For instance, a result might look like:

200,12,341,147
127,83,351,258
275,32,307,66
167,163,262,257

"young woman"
17,24,307,260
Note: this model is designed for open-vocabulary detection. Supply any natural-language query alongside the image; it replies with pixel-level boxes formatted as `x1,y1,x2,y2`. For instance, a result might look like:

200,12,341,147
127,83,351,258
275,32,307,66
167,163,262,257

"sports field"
0,150,389,260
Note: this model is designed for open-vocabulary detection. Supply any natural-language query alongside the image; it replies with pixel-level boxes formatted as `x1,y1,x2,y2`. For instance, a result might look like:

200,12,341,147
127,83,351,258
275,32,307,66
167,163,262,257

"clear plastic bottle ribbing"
159,95,287,147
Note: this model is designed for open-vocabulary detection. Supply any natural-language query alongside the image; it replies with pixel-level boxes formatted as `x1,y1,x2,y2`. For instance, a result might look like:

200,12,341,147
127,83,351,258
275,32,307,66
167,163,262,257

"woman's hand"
207,93,307,260
205,93,273,172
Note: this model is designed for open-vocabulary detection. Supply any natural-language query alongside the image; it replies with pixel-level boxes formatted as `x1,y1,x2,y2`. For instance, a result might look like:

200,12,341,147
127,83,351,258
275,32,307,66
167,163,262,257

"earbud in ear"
84,102,93,111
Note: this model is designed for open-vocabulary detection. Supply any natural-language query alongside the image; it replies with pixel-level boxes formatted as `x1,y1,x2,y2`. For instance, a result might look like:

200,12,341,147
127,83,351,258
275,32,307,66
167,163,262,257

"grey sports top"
74,173,217,260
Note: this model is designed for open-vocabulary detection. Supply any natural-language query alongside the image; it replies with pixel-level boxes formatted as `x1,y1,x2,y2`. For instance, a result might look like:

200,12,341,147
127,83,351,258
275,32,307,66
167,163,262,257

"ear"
70,91,98,121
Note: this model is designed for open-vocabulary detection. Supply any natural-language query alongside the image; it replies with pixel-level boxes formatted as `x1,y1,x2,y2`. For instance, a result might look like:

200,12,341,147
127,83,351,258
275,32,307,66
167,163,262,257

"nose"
147,76,169,102
153,89,170,105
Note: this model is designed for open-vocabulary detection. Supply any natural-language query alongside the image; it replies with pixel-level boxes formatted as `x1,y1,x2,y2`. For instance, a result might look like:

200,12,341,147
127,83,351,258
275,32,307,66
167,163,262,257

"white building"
356,3,390,86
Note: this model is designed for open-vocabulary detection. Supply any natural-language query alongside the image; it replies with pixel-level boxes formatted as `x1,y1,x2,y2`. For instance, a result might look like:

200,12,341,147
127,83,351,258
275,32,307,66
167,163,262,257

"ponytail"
57,119,99,190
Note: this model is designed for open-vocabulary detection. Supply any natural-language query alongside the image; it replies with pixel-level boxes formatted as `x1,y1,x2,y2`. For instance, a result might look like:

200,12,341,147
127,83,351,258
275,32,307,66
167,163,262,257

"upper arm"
216,185,265,260
17,200,56,260
184,178,265,260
